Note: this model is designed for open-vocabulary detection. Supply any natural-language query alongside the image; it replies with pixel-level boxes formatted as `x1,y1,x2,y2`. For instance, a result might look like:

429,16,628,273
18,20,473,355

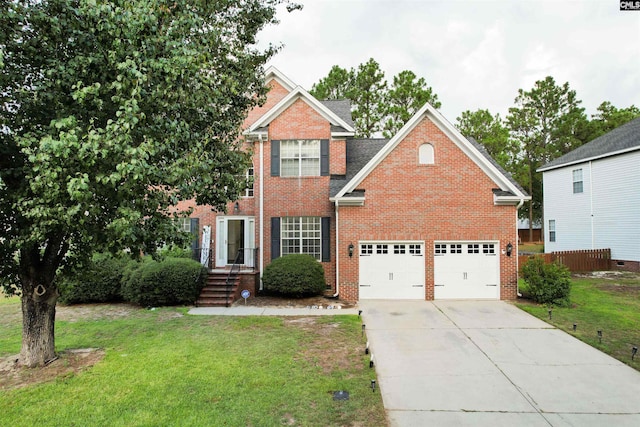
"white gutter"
259,134,264,290
334,203,340,297
516,196,525,297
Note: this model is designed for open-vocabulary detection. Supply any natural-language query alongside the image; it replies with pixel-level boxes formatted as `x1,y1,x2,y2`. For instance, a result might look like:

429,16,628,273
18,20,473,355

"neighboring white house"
538,117,640,272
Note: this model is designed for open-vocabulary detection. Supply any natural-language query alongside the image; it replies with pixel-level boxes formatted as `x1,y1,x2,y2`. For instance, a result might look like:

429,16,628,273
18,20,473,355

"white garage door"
359,242,425,299
434,242,500,299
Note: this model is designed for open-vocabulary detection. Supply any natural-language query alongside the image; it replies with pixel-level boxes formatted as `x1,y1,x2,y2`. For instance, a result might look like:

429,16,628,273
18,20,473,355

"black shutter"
271,217,281,260
189,218,200,252
321,217,330,262
271,140,280,176
320,139,329,176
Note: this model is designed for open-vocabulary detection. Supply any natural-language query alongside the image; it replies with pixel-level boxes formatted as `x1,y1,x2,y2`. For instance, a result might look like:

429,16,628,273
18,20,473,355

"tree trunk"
19,280,59,368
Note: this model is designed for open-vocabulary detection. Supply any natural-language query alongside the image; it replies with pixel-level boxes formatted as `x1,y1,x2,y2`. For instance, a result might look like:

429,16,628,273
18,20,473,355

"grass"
518,242,544,253
0,298,386,426
516,271,640,371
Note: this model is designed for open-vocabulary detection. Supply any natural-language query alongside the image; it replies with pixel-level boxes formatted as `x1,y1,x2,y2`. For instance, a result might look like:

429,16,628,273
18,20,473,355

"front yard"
516,271,640,371
0,297,386,426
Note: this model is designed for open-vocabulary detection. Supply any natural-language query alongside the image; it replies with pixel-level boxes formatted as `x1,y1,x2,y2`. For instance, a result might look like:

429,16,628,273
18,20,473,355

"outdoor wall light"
233,201,239,213
506,242,513,257
348,243,354,258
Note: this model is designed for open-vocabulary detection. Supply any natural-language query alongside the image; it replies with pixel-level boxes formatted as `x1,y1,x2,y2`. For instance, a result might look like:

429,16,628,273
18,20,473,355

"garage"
433,241,500,299
358,242,425,299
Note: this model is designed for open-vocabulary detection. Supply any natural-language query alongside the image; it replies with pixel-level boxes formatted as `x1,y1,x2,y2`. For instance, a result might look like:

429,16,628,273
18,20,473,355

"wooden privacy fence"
519,248,611,273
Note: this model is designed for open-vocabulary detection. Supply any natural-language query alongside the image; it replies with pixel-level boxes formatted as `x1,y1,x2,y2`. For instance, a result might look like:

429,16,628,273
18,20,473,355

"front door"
216,217,255,268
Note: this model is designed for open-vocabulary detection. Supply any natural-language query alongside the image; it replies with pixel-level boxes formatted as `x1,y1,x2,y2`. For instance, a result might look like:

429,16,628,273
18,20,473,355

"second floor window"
572,168,583,194
244,167,254,197
549,220,556,242
280,139,320,177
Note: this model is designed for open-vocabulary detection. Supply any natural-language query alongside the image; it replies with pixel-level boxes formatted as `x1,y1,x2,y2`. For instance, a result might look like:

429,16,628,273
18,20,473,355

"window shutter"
271,140,280,176
320,139,329,176
321,217,330,262
190,218,200,251
271,217,281,260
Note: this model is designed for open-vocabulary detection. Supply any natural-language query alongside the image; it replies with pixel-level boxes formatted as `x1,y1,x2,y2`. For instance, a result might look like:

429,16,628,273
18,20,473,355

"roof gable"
539,117,640,172
246,86,355,135
264,66,296,92
333,103,528,201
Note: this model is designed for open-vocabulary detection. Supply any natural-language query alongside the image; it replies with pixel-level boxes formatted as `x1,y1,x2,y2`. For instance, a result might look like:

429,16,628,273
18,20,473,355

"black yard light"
362,324,366,337
369,354,374,368
597,330,602,343
632,346,638,361
365,341,369,355
358,310,362,317
548,309,552,320
371,379,376,392
573,323,577,332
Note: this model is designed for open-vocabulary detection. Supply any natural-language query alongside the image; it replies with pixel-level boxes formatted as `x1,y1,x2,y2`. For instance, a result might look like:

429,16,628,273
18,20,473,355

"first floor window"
549,220,556,242
281,217,322,260
176,217,191,232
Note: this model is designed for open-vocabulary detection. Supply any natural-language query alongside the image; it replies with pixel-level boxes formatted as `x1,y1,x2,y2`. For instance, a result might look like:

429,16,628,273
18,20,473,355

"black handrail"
225,250,243,307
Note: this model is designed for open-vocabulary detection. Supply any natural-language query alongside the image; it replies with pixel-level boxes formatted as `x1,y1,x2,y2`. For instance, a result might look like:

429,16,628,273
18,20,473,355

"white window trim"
281,216,322,260
280,139,321,177
572,168,583,194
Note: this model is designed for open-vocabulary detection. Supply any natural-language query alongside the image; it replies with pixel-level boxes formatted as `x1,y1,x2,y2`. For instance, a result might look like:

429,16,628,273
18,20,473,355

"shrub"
159,245,193,259
58,253,129,304
262,254,326,297
121,257,207,307
521,257,571,306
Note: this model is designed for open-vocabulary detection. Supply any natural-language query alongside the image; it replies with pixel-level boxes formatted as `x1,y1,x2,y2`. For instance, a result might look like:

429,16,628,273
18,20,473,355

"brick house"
178,67,529,303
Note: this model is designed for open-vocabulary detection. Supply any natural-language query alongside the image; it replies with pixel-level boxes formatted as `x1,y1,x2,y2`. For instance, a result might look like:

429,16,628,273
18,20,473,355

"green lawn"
0,298,386,426
516,271,640,371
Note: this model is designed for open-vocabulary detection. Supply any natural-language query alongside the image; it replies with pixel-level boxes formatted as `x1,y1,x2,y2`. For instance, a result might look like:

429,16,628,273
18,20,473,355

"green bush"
58,253,130,304
121,257,207,307
521,257,571,306
262,254,326,297
159,245,193,259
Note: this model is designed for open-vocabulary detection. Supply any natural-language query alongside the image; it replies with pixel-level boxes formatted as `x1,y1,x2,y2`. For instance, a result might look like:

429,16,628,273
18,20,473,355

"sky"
257,0,640,123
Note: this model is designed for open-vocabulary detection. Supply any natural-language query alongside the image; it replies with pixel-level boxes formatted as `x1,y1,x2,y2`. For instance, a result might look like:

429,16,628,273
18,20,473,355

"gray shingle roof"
466,137,528,196
539,116,640,171
330,138,388,197
320,100,354,128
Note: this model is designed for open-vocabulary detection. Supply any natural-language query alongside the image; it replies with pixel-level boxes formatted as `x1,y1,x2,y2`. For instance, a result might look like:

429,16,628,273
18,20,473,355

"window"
360,244,373,255
280,140,320,177
376,244,388,254
176,217,191,232
419,143,435,164
549,220,556,242
393,244,406,254
281,217,322,260
468,244,479,254
243,167,254,197
572,168,583,194
450,244,462,254
409,244,422,255
435,244,447,254
482,244,495,254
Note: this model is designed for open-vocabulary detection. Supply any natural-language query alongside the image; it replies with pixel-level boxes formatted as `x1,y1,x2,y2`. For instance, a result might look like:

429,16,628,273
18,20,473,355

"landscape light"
632,347,638,361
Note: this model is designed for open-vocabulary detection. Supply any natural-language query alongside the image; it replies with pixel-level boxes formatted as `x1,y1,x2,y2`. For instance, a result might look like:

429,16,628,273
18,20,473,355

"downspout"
589,161,594,249
334,202,340,297
516,197,525,297
259,133,264,290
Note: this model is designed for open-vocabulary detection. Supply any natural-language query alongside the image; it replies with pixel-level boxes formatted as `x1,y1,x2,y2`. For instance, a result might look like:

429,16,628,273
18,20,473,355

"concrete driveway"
360,300,640,427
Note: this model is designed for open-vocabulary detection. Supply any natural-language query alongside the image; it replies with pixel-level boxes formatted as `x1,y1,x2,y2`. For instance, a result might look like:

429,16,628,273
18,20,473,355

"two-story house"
180,67,529,304
539,117,640,272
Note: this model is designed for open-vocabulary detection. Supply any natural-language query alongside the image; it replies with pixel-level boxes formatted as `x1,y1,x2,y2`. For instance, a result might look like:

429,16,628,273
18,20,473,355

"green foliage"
584,101,640,141
159,245,193,259
456,109,514,169
57,253,130,304
309,65,351,100
262,254,327,297
121,257,207,307
521,257,571,306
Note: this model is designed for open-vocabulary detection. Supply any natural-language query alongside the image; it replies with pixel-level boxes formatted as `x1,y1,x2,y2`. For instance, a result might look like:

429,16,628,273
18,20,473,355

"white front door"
216,217,255,267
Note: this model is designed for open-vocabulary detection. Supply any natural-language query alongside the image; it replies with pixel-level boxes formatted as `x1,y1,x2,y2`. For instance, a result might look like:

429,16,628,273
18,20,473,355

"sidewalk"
189,305,360,316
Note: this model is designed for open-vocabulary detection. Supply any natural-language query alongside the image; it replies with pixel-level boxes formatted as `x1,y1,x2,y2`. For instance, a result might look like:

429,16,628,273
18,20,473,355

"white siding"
542,150,640,262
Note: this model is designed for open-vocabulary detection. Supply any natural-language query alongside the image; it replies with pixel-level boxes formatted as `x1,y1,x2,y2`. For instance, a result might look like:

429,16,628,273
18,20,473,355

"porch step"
196,272,239,307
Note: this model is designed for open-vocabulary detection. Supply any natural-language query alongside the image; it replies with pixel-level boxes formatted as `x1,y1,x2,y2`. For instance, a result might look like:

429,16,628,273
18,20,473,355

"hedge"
262,254,326,297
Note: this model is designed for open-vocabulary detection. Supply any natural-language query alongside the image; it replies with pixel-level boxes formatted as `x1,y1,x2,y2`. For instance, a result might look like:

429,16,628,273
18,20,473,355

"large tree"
349,58,387,138
455,109,513,169
0,0,298,367
584,101,640,141
309,65,351,100
383,70,441,138
506,76,588,238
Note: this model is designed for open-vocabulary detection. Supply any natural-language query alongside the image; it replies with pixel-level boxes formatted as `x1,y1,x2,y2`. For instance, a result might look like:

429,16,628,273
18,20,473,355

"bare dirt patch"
575,271,640,296
55,303,142,322
233,294,355,309
0,348,105,390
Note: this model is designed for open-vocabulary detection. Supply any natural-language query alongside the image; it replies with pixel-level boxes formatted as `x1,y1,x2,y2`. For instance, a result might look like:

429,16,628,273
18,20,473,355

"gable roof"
330,138,388,197
245,73,355,137
264,66,296,92
538,117,640,172
332,102,529,204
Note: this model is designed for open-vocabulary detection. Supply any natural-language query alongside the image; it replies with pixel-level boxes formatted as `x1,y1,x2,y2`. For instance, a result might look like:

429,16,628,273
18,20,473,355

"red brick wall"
244,80,290,128
337,116,519,301
263,98,337,289
330,139,346,175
